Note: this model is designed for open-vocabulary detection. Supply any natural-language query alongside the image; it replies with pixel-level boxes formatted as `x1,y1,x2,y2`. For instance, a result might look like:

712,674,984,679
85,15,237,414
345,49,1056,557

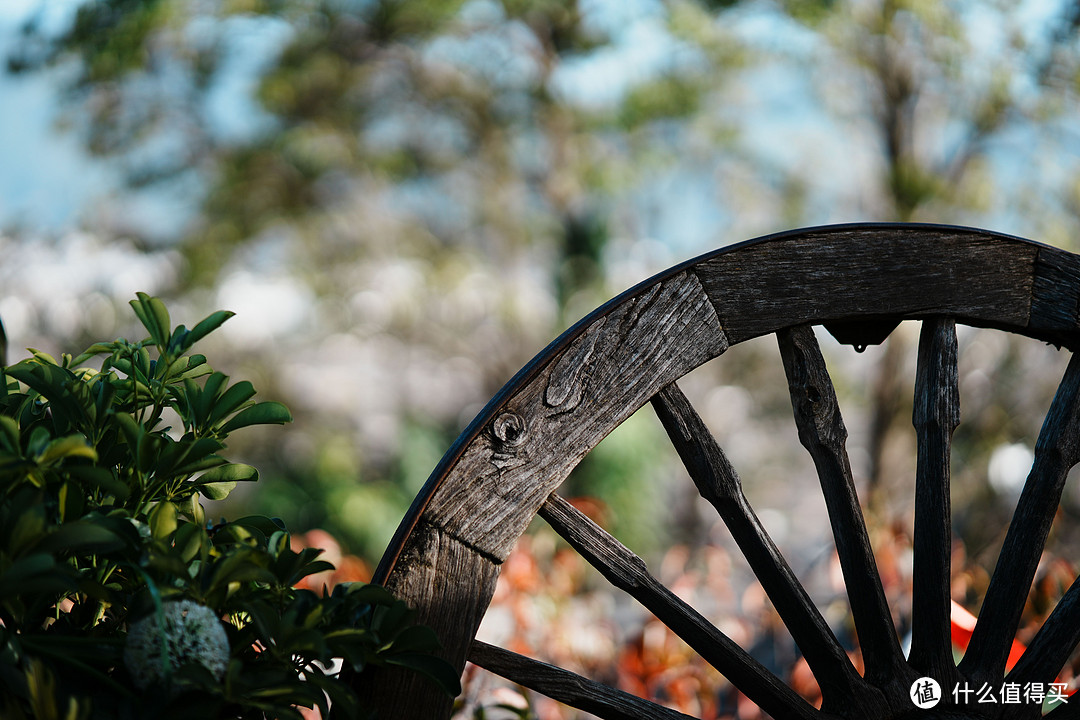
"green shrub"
0,293,458,719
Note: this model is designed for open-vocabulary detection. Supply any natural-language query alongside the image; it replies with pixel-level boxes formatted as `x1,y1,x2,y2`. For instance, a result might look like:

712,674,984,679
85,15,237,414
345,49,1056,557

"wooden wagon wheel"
363,223,1080,719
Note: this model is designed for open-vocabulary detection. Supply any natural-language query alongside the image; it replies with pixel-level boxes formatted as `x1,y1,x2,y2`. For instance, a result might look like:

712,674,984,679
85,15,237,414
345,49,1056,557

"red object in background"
290,529,372,592
950,600,1026,671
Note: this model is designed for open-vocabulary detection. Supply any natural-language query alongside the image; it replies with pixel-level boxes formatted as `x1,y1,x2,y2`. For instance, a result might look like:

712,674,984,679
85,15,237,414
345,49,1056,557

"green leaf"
156,436,225,478
175,454,228,476
175,522,208,563
323,628,372,643
21,637,135,699
0,553,76,598
161,451,223,484
183,492,206,526
0,416,19,452
28,349,58,365
144,550,192,579
5,362,87,433
386,624,442,654
166,324,188,357
185,310,234,349
26,426,52,458
71,342,116,367
134,345,152,381
192,372,229,427
90,372,116,417
64,465,130,500
149,501,178,540
58,481,85,522
8,501,48,557
36,519,130,555
195,463,258,500
282,558,335,587
242,515,287,531
206,548,275,594
211,524,260,550
200,481,236,501
218,401,293,433
343,583,399,606
302,671,357,720
0,553,55,583
208,381,257,425
130,292,171,348
174,355,213,381
113,412,142,450
36,435,97,466
198,462,259,483
226,515,286,542
201,370,228,400
266,529,290,559
136,431,163,474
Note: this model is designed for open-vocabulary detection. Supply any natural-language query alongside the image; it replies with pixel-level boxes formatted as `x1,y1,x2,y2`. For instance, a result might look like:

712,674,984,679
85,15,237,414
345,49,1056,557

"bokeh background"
4,1,1080,717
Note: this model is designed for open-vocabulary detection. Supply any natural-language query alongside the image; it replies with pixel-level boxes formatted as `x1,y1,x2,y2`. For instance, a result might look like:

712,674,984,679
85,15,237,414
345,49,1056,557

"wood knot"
492,412,526,446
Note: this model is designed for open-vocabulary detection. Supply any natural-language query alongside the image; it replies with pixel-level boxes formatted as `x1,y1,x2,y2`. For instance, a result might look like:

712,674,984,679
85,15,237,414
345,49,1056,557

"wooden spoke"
651,382,878,713
538,493,821,720
776,325,906,689
908,318,961,683
959,352,1080,683
468,640,697,720
1007,574,1080,690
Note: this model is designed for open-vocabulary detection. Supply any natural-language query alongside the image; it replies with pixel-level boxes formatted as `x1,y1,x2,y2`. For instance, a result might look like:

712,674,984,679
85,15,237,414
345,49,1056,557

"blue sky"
0,2,288,238
0,43,116,233
0,2,100,231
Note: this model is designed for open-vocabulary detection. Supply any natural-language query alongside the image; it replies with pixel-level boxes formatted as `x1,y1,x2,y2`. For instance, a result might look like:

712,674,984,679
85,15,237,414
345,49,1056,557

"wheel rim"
370,223,1080,719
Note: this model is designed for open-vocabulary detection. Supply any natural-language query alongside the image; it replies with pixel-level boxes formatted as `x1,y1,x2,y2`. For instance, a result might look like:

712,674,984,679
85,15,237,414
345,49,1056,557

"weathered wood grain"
651,382,882,716
1031,245,1080,347
908,318,962,685
695,227,1037,344
469,641,698,720
424,271,727,562
365,519,500,718
960,352,1080,684
777,325,909,695
539,493,821,720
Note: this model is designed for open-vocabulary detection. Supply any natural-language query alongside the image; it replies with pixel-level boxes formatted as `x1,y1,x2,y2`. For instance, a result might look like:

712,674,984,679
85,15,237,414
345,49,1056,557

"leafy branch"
0,294,458,719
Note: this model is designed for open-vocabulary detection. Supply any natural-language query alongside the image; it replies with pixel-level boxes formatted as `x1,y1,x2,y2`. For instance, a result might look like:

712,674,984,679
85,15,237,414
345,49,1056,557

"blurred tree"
6,0,746,559
8,0,1080,567
764,0,1080,517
